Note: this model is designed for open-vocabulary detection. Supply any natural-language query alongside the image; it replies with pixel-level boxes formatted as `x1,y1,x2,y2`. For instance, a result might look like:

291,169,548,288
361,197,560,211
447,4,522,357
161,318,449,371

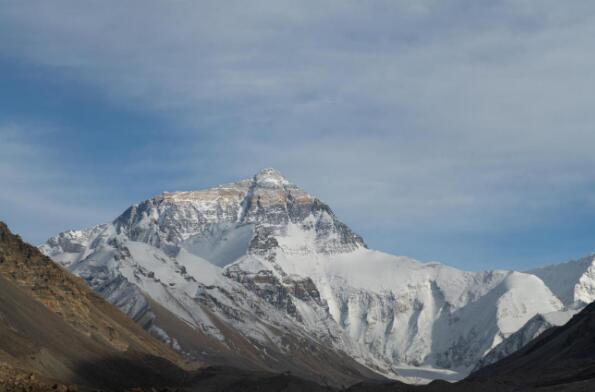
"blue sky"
2,1,595,271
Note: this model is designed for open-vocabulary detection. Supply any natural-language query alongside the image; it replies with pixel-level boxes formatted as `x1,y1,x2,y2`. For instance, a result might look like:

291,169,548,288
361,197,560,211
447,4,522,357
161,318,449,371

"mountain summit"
109,168,366,263
253,167,290,187
41,169,377,386
40,170,585,384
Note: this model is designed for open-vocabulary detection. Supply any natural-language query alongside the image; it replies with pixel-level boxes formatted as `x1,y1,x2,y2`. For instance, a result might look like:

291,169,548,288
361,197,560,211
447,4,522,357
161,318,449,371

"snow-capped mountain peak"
253,167,290,187
107,169,365,261
40,170,578,384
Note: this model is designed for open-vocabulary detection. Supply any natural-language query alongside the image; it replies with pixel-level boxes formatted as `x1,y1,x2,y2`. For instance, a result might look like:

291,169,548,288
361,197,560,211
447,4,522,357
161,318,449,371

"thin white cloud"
0,123,119,243
2,1,595,266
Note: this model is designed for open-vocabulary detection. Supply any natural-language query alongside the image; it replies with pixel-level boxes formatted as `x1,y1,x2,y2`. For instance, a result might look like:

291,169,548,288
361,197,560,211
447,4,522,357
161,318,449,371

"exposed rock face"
41,169,571,384
224,265,326,322
224,268,301,319
108,168,365,260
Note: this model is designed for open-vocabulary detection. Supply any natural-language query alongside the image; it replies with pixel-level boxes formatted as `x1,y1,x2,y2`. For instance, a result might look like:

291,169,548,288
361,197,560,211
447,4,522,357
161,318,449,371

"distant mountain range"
38,168,595,385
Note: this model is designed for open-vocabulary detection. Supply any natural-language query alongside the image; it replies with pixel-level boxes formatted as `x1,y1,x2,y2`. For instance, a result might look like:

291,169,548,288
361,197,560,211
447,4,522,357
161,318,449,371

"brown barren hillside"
0,221,193,390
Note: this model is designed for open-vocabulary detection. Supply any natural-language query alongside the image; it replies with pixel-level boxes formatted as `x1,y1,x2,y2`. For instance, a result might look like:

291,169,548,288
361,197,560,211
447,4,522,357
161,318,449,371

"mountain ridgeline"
4,214,595,391
40,168,595,386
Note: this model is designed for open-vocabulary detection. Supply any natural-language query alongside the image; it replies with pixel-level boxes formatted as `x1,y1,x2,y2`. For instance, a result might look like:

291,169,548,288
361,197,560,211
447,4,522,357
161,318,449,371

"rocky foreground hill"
0,221,192,390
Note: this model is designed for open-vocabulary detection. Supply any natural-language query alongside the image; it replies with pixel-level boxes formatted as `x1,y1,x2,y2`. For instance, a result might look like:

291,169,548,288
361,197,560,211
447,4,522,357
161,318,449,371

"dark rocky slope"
0,221,191,390
347,302,595,392
469,300,595,389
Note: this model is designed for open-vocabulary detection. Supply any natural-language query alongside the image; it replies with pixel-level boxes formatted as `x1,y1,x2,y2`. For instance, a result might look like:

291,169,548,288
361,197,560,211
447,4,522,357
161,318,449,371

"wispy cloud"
0,123,120,243
2,1,595,267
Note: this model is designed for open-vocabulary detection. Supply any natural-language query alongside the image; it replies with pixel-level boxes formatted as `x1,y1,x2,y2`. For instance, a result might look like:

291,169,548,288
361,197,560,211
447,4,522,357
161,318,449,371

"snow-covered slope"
41,168,566,384
528,255,595,306
470,255,595,371
472,307,579,371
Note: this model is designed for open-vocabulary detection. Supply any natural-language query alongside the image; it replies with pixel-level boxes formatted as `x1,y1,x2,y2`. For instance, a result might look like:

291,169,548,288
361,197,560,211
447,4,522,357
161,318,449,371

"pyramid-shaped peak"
254,168,290,187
